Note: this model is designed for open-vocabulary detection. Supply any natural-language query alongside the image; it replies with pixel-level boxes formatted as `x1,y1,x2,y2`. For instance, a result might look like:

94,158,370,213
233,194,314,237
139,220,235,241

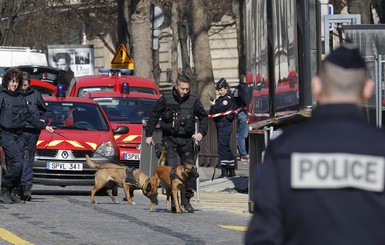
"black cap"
216,78,228,90
325,44,366,69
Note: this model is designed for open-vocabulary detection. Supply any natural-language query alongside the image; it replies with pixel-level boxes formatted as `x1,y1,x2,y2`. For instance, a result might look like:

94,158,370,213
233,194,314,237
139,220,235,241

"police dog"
146,151,199,213
85,154,149,205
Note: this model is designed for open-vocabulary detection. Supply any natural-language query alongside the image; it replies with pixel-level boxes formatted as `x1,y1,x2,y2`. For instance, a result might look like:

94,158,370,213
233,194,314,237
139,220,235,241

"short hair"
22,71,31,84
2,68,22,90
53,52,71,63
176,74,190,84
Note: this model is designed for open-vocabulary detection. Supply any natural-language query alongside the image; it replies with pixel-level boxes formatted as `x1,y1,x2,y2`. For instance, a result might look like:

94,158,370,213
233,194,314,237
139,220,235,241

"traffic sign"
111,44,134,70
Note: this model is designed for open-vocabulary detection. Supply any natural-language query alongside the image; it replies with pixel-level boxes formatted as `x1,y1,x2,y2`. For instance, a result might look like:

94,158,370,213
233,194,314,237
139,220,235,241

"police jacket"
0,89,47,131
145,87,208,138
21,88,48,129
209,91,236,125
245,104,385,245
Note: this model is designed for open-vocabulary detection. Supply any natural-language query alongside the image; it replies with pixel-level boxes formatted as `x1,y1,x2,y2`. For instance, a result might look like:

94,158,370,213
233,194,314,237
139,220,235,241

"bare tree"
187,0,215,108
130,0,153,78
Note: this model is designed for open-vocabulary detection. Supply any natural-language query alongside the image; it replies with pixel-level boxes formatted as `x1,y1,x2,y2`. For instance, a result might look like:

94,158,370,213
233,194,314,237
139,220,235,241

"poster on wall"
47,45,94,87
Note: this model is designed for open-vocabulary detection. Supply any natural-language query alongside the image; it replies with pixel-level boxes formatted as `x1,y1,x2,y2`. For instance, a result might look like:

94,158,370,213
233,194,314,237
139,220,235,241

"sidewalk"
192,159,251,214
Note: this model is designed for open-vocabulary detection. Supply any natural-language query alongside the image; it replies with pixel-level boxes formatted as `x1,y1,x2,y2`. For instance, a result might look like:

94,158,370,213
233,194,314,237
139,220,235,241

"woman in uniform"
209,78,237,178
0,68,53,204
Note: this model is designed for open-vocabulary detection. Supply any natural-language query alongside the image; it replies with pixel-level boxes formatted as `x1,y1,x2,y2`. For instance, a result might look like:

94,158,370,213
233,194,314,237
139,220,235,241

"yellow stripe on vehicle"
36,140,44,146
66,140,84,148
122,135,140,142
85,142,97,150
0,228,34,245
47,140,65,147
114,135,120,140
218,225,248,232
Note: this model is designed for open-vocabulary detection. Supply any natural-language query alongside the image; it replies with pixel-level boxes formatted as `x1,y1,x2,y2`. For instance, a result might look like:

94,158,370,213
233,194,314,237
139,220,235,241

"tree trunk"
178,0,193,80
131,0,153,79
233,0,246,77
373,0,385,23
188,0,215,109
347,0,373,24
169,0,179,84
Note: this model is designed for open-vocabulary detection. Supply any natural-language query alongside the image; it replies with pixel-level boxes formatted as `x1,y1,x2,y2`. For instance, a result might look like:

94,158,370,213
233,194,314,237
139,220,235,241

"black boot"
10,189,22,204
0,187,13,204
184,189,194,213
21,186,32,201
228,166,236,178
217,166,228,178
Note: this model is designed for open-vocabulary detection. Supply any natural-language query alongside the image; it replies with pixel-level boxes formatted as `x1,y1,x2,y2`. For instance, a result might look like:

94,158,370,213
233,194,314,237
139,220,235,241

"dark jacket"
21,88,48,129
0,89,47,131
209,91,236,125
245,104,385,245
145,87,208,138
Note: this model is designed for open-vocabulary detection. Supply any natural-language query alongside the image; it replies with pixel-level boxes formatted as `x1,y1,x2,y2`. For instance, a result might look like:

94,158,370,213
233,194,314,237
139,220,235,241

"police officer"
209,78,237,178
0,68,54,204
19,72,49,201
245,45,385,244
145,74,208,213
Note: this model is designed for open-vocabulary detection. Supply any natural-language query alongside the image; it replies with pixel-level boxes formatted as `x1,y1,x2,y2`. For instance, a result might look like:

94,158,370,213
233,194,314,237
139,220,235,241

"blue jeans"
237,112,248,157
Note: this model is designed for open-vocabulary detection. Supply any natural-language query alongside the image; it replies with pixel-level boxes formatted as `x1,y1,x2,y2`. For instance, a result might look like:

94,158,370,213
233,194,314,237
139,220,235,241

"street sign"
329,4,334,31
111,44,134,70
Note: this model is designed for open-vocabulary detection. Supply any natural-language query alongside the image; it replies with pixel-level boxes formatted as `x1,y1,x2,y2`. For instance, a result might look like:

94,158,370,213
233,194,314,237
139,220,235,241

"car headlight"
96,141,116,157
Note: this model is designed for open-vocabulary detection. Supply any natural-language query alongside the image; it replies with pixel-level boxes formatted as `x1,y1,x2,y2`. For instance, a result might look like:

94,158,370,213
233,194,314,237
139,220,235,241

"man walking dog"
145,74,208,213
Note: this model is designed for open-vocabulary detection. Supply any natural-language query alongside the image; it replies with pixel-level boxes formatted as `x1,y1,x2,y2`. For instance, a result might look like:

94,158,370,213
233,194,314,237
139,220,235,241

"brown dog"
147,158,199,213
85,154,149,205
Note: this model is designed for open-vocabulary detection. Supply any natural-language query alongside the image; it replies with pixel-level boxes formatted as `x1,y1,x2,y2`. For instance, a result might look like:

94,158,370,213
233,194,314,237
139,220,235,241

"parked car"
67,69,160,97
33,90,128,188
82,83,159,168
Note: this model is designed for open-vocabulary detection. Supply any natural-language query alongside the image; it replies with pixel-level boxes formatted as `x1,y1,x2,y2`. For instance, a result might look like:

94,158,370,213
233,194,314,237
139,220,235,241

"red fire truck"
82,83,160,168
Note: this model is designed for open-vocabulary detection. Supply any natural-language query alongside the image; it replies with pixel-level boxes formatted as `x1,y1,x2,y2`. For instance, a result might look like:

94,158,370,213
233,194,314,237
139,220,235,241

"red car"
82,84,160,168
33,93,128,187
67,69,160,97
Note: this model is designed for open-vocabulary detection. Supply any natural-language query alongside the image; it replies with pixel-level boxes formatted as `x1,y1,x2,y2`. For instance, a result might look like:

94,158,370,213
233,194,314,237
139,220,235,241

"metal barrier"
197,118,238,168
248,129,265,213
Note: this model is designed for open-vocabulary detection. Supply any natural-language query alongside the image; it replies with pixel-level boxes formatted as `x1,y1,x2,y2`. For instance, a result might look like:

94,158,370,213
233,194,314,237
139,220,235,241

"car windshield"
93,97,157,123
46,101,109,131
78,86,157,97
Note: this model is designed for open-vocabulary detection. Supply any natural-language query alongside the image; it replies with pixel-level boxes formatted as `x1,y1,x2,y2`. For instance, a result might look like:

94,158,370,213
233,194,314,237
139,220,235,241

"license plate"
46,162,83,171
123,153,140,160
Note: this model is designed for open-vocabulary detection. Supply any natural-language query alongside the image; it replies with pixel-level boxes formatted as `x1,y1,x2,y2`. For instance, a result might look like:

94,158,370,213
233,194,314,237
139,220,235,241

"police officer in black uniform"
145,74,208,213
19,72,49,201
0,68,54,204
209,78,237,178
245,45,385,244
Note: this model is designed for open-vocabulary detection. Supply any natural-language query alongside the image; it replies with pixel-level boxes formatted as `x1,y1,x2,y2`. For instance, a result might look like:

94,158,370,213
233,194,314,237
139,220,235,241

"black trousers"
1,131,25,190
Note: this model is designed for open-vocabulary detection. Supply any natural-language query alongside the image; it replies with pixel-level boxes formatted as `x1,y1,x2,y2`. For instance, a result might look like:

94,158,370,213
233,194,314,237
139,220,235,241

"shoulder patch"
291,152,385,192
222,100,228,106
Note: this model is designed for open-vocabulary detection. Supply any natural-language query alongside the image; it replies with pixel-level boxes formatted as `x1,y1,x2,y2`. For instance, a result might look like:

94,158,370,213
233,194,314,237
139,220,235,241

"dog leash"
52,130,126,167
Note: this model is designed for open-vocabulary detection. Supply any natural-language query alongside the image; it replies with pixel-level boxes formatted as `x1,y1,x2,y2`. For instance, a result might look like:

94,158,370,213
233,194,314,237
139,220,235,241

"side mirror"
113,126,129,135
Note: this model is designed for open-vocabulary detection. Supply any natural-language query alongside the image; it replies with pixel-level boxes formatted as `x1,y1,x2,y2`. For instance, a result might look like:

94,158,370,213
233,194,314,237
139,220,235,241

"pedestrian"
0,68,54,204
19,72,49,201
209,78,237,178
244,44,385,244
233,74,252,162
145,74,208,213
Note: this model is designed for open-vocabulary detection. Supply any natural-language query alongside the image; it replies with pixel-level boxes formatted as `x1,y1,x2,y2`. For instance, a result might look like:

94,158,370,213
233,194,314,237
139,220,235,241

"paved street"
0,162,252,245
